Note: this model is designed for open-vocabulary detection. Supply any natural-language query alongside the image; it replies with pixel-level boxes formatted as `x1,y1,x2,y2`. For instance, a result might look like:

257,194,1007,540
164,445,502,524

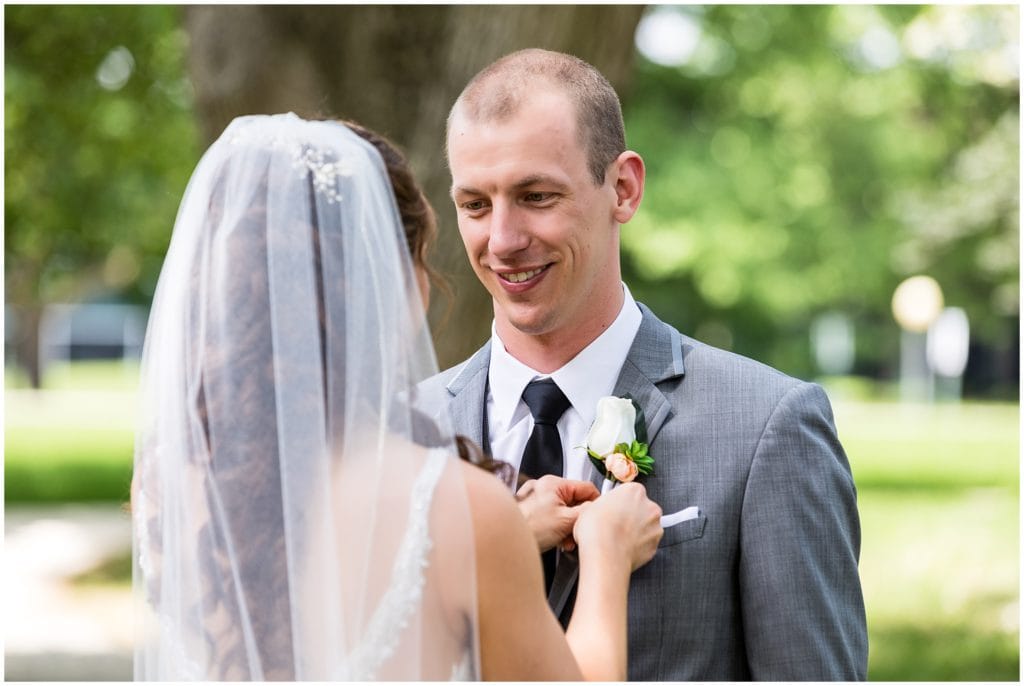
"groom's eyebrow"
513,174,568,191
451,175,569,200
450,183,481,200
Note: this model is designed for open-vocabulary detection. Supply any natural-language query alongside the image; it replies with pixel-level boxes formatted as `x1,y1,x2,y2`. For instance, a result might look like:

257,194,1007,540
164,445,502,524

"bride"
132,113,662,680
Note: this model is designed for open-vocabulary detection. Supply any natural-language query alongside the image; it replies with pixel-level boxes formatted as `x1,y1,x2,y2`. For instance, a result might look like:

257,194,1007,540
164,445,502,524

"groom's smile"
496,264,551,289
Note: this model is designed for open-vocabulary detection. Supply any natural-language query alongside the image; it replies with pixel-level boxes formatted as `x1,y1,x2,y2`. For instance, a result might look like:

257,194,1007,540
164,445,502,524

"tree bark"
185,5,645,369
10,306,43,388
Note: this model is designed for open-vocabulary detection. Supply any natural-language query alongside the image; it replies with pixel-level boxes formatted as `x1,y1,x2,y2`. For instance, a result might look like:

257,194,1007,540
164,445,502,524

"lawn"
5,362,1020,679
5,361,137,502
834,400,1020,681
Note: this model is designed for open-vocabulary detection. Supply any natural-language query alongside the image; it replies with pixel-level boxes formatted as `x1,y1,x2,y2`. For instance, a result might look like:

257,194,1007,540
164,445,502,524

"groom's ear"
610,151,645,224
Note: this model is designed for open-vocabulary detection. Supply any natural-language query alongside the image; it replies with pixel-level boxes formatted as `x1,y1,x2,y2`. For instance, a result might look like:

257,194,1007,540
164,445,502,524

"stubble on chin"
492,294,547,336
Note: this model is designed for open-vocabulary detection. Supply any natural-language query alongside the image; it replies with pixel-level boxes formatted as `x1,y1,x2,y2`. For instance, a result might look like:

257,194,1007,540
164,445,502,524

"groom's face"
448,89,624,352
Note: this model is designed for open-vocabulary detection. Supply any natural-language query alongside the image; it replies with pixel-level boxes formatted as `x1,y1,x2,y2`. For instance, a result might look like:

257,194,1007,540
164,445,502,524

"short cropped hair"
448,49,626,186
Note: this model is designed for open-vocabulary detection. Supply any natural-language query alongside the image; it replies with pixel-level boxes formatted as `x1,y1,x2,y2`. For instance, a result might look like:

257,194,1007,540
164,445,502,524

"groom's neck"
493,293,624,374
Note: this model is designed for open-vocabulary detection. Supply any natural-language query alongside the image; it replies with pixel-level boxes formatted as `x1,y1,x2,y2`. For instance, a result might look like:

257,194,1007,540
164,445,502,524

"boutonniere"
584,396,654,486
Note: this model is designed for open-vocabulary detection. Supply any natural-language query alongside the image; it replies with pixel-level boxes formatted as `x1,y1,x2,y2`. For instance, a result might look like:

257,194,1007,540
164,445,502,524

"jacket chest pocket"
659,512,706,547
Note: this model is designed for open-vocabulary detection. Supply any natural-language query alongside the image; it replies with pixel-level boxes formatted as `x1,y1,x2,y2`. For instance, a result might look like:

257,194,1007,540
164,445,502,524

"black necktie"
519,378,571,593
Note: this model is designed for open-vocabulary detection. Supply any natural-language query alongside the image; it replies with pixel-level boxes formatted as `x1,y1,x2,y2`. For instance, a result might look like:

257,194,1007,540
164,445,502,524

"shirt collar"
488,283,642,431
487,328,541,433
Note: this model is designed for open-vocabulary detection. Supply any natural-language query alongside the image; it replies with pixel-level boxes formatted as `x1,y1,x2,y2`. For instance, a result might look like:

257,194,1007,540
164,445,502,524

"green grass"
833,400,1020,681
5,426,134,503
6,360,137,503
70,549,134,587
6,359,141,391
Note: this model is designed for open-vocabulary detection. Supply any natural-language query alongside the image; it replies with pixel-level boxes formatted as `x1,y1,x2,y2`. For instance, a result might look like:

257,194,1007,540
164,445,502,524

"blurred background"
4,4,1019,680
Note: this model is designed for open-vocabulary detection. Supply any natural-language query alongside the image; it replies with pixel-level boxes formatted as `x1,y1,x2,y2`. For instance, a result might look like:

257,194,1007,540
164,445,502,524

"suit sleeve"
739,381,868,680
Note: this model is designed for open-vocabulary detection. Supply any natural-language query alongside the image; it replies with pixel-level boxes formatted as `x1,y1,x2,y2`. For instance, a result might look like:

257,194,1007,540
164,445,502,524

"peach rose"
605,452,639,483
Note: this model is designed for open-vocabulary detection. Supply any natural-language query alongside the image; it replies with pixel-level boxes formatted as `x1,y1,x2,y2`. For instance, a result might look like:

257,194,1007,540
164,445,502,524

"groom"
434,48,867,680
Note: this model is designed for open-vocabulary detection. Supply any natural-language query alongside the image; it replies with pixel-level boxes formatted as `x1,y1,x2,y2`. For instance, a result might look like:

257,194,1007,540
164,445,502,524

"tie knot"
522,379,571,425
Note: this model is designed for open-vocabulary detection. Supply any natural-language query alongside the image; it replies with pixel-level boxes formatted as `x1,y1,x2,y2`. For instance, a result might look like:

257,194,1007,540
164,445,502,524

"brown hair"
332,120,511,486
448,48,626,185
340,119,449,301
454,434,527,490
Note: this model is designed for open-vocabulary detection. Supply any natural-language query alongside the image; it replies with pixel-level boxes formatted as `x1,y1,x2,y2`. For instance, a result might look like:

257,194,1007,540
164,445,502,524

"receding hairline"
448,49,594,128
446,76,588,177
448,79,577,140
446,49,626,185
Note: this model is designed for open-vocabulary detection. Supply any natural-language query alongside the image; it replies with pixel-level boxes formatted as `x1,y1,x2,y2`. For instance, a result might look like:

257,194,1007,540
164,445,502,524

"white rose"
586,396,636,456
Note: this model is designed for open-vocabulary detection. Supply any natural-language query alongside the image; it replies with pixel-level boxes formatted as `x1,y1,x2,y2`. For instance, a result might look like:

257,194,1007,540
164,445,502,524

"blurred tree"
182,5,645,369
5,5,198,387
623,5,1018,393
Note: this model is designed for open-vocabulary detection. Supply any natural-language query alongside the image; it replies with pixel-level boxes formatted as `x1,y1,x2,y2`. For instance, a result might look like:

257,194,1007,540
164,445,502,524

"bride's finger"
557,479,599,505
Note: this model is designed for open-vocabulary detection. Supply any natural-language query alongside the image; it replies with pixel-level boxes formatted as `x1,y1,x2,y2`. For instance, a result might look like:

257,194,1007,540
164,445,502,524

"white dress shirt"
486,283,643,483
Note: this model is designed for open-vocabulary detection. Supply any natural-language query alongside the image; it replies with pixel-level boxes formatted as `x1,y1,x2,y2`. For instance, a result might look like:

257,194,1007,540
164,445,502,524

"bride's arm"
461,462,581,680
565,484,662,680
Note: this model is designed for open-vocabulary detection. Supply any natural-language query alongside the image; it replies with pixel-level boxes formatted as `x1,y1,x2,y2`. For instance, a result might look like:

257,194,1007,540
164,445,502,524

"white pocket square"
660,506,699,528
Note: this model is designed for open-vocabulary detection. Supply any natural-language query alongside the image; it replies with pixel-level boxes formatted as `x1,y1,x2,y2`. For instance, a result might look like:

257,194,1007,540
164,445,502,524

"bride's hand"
516,475,599,552
573,483,663,572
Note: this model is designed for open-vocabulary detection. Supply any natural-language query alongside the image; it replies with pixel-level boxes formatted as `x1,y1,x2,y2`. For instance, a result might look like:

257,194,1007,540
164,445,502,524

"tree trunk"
184,5,645,369
11,305,44,388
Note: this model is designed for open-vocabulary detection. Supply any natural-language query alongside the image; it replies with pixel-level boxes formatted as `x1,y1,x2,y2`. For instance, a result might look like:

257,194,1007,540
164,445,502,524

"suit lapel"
612,303,686,445
612,358,673,445
549,303,686,621
577,303,686,486
445,344,491,445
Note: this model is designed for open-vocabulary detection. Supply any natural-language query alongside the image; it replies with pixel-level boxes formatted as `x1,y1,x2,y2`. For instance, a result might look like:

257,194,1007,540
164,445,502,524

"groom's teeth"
503,268,544,283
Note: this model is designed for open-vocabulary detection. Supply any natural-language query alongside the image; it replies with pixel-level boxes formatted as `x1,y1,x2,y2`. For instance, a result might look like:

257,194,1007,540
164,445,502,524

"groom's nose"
487,201,530,258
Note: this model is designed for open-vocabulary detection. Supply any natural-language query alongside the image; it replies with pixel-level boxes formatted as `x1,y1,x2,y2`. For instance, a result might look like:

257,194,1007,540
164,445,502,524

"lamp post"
891,275,944,402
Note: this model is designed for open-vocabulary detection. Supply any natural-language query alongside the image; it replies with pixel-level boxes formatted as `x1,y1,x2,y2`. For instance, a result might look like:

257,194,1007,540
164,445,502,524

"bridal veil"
132,113,480,680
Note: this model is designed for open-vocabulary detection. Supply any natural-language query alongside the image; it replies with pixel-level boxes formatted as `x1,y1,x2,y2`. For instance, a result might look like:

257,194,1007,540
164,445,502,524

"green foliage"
5,5,198,307
623,6,1018,385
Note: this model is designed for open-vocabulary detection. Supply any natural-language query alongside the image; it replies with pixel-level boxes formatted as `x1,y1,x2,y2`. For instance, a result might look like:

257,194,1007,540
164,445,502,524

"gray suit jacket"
426,303,868,680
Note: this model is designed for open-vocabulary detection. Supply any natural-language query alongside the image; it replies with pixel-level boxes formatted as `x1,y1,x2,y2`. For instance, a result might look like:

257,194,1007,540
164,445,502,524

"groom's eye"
524,192,553,203
461,199,487,213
